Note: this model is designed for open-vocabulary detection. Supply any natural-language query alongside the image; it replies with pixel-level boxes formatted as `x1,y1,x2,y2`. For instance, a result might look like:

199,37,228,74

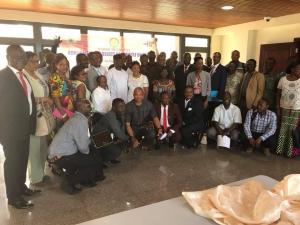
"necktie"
18,71,28,96
163,106,167,131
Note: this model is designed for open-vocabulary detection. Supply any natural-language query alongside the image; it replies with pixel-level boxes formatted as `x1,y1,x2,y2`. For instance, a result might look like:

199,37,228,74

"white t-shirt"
128,74,149,102
212,103,242,129
106,67,129,103
91,86,112,114
277,76,300,110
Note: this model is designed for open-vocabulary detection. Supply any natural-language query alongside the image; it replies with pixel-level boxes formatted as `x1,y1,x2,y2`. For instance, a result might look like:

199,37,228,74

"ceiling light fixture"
221,5,234,10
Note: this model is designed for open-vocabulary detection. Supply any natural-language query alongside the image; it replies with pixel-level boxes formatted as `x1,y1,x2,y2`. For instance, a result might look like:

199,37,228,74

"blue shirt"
244,109,277,141
48,112,90,158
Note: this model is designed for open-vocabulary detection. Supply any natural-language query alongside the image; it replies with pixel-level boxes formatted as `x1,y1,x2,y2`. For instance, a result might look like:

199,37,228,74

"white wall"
212,13,300,65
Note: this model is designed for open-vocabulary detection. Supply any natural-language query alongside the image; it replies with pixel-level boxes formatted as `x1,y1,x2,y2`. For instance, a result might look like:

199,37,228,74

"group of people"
1,42,300,209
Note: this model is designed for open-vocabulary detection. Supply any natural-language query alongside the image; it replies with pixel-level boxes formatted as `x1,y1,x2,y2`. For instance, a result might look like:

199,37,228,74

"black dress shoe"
61,181,81,195
8,199,34,209
22,187,41,196
102,163,108,169
110,159,121,164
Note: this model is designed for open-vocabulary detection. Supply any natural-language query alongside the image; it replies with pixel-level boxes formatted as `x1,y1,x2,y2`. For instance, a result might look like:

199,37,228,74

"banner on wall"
59,34,158,67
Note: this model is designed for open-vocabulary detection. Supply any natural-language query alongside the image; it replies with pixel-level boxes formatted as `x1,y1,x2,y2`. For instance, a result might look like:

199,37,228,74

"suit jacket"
240,71,265,109
186,71,211,97
210,64,228,100
174,64,193,100
178,97,204,126
154,103,182,131
0,67,36,145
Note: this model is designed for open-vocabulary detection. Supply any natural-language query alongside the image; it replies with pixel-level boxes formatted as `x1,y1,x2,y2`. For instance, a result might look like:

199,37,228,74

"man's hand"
131,137,140,148
249,138,256,147
217,128,224,136
255,137,262,147
157,128,163,137
167,130,174,137
54,36,62,47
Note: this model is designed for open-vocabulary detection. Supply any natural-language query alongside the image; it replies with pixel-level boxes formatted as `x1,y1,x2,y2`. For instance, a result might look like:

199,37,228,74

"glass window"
0,24,33,38
185,37,208,48
0,45,34,70
41,26,84,68
188,52,207,62
123,32,152,62
154,34,180,59
88,30,121,68
41,26,81,40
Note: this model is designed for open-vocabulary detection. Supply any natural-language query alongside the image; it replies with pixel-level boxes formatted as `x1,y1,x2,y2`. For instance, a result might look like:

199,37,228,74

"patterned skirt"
276,109,300,157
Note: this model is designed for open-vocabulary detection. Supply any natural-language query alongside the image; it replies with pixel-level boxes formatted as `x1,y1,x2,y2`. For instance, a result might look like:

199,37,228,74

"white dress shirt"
8,66,33,115
212,103,242,129
211,63,220,75
106,67,129,103
92,86,112,114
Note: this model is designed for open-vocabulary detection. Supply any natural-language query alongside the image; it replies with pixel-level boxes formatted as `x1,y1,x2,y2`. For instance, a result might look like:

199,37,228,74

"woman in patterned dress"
153,67,176,102
276,59,300,157
48,53,74,124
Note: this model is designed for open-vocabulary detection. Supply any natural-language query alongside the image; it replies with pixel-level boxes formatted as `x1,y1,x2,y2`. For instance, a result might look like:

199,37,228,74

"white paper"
217,135,231,149
159,133,168,140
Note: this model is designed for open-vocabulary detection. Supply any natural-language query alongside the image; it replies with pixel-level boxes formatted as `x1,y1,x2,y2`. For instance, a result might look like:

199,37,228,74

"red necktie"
163,106,167,131
18,71,28,96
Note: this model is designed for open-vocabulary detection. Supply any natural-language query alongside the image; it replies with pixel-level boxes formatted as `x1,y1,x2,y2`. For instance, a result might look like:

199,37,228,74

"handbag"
35,102,56,136
91,129,113,149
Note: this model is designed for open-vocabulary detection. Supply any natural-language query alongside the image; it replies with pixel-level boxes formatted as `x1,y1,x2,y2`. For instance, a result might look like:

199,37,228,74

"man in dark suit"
178,86,205,148
0,45,38,209
208,52,228,121
174,53,192,102
155,92,182,148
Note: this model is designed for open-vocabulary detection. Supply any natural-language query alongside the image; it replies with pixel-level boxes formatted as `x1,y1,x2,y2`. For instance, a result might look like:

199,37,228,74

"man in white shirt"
87,51,107,92
106,54,129,103
92,75,112,115
207,91,242,146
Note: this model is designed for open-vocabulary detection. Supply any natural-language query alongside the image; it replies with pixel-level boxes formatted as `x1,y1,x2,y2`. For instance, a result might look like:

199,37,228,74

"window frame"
0,20,211,62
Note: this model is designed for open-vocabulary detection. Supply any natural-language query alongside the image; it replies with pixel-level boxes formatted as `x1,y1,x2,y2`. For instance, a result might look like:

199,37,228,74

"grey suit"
87,65,107,92
186,71,211,97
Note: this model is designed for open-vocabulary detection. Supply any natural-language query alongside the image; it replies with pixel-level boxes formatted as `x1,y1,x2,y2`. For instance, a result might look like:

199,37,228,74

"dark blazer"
0,67,36,144
210,64,228,100
93,110,128,142
174,64,193,100
154,103,182,131
177,97,204,126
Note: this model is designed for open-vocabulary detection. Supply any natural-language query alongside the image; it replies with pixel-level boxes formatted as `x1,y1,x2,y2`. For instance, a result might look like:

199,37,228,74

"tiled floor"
0,144,299,225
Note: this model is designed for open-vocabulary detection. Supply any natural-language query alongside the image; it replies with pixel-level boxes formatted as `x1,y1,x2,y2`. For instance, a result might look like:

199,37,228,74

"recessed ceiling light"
221,5,234,10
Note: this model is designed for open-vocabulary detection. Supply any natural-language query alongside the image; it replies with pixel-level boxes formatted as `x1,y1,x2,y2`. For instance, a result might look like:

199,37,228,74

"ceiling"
1,0,300,28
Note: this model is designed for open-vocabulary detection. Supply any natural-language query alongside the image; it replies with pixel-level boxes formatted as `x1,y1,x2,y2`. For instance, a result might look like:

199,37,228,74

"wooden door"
259,42,295,73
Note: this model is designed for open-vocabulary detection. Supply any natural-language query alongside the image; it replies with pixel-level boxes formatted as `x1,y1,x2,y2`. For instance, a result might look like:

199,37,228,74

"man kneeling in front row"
125,87,162,149
92,98,128,164
48,100,105,194
243,98,277,156
207,91,242,148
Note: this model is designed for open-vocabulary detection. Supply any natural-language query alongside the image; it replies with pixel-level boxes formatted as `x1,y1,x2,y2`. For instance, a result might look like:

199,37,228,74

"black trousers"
54,152,103,186
181,122,204,148
2,138,30,201
134,127,156,146
91,143,122,162
243,132,276,150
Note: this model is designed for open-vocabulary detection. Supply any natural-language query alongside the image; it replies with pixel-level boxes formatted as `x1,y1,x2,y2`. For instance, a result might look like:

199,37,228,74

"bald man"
125,88,162,148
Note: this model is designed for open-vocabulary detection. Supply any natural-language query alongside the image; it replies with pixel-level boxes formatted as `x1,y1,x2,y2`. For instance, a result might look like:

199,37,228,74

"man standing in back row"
0,45,39,209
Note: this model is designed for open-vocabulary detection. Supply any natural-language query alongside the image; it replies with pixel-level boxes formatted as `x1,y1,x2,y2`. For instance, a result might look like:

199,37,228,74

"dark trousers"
2,138,30,201
134,127,156,146
181,122,204,148
92,143,122,162
54,152,103,186
243,132,276,150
